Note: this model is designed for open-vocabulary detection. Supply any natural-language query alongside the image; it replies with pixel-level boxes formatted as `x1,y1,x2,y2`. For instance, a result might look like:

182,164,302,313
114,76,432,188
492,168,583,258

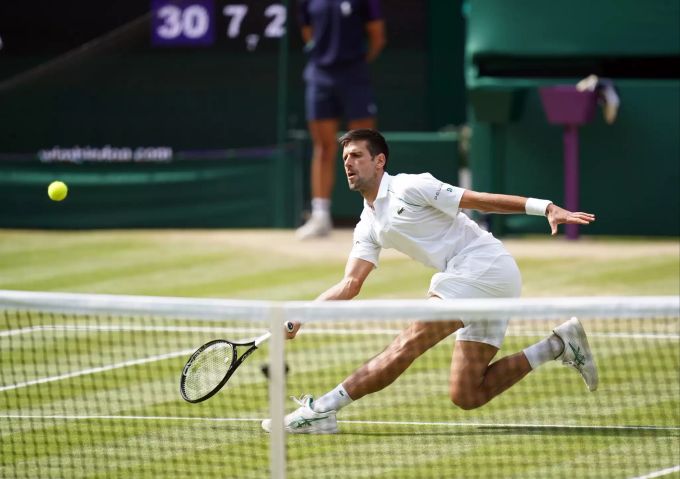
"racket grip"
285,321,295,332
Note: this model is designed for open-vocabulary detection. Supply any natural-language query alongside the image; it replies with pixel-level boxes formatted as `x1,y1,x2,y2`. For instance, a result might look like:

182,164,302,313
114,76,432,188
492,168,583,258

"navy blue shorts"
304,65,377,121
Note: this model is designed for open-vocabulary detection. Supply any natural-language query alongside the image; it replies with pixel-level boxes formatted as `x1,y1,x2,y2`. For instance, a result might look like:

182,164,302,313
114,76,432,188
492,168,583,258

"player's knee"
449,386,484,410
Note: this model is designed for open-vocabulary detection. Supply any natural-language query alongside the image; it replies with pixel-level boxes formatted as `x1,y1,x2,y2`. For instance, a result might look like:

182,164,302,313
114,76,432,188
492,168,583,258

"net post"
268,304,286,479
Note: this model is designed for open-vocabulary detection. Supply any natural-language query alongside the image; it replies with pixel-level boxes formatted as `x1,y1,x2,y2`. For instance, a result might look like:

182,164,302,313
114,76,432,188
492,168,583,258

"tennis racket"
180,321,294,403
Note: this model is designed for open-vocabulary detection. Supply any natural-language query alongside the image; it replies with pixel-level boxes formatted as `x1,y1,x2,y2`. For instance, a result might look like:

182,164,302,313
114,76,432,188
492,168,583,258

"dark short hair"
338,129,389,167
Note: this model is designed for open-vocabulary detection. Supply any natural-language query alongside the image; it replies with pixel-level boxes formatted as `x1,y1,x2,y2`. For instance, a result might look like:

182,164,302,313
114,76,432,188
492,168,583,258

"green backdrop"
465,0,679,237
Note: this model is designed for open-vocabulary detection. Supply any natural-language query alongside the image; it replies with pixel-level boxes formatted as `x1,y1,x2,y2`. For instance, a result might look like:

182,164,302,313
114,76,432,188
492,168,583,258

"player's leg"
340,318,462,401
448,319,598,409
440,254,597,409
448,339,531,410
296,82,340,239
430,252,532,409
262,318,463,434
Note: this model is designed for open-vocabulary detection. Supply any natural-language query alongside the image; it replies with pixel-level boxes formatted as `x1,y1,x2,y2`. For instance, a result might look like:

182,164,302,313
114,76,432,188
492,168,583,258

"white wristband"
525,198,552,216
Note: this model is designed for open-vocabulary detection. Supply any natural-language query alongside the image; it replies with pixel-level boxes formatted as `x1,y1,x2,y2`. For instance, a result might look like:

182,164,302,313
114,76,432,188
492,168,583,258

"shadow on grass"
337,424,680,438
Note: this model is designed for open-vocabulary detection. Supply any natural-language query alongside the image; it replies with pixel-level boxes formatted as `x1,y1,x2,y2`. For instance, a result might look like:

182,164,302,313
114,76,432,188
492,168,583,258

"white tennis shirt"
350,172,503,271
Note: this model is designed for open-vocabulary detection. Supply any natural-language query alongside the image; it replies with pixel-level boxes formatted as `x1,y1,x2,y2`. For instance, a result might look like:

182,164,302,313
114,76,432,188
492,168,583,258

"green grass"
0,230,678,478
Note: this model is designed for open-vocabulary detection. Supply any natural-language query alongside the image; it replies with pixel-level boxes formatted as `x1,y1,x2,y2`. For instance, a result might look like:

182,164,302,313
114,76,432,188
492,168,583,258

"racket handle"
285,321,295,332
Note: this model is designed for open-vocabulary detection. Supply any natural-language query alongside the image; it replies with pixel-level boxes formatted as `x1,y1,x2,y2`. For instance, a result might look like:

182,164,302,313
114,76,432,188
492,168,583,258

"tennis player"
263,129,598,434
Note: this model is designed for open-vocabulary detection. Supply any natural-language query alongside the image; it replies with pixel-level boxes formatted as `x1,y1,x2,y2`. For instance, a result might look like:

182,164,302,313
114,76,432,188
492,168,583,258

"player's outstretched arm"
546,204,596,236
459,190,595,235
286,257,374,339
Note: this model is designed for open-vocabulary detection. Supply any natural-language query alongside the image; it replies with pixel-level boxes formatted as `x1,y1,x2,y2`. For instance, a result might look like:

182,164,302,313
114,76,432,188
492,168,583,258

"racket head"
180,339,238,403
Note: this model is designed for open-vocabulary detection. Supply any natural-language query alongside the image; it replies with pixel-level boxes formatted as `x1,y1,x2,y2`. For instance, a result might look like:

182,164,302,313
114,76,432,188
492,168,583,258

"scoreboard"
151,0,288,51
0,1,294,60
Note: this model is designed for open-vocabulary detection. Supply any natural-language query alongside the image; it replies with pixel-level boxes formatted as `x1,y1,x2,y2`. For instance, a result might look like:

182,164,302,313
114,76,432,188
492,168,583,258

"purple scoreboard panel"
152,0,216,47
151,0,288,51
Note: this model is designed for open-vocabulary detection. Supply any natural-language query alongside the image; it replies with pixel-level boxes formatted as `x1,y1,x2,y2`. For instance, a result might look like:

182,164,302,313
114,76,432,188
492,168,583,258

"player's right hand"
285,321,301,340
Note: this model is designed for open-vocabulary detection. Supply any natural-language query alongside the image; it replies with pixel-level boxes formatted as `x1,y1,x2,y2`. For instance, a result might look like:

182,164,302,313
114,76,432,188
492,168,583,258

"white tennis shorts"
427,251,522,349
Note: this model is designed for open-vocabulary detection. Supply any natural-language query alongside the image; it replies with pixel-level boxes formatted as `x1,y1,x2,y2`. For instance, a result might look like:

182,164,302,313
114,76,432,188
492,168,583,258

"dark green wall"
466,0,680,237
0,152,302,229
0,2,468,229
467,0,679,57
471,80,680,236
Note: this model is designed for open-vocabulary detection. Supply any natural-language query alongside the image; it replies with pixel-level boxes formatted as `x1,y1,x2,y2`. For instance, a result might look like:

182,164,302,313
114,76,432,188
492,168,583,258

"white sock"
312,383,353,413
523,334,564,370
311,198,331,219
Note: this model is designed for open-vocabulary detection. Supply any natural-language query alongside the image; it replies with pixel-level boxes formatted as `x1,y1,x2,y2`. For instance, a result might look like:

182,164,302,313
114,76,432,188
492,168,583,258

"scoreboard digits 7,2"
151,0,288,51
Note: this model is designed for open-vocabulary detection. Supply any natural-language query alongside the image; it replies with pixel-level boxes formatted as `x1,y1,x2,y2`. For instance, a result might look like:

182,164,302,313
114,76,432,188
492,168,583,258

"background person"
295,0,386,240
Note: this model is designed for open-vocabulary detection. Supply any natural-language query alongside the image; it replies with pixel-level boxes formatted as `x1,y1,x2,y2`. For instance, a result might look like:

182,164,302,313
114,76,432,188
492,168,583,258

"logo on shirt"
434,183,444,201
434,184,453,201
397,207,405,215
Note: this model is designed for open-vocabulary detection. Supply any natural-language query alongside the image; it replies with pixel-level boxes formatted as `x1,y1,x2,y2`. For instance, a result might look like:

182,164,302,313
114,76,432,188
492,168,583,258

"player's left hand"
546,204,596,235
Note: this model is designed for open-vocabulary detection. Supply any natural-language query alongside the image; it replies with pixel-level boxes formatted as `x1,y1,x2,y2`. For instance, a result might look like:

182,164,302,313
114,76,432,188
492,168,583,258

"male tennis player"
263,129,598,434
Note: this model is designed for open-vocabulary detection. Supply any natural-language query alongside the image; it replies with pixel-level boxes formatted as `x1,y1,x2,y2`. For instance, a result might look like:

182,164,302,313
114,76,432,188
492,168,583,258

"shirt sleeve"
349,215,381,268
404,173,466,218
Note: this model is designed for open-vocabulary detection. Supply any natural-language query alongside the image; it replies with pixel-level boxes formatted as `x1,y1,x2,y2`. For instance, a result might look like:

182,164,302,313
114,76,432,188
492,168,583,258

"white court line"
0,349,194,393
2,324,678,340
1,415,678,432
0,325,44,337
0,324,265,337
0,414,261,422
630,465,680,479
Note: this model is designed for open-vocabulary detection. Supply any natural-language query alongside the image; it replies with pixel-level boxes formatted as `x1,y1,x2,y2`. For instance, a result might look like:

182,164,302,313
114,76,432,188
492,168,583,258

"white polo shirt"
350,172,503,271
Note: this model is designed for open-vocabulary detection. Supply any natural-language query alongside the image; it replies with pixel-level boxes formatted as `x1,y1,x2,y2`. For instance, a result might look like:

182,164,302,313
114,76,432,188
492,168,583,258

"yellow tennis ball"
47,181,68,201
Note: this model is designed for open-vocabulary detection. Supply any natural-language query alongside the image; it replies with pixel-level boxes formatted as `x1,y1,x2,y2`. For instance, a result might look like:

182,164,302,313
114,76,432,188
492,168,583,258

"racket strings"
183,342,234,401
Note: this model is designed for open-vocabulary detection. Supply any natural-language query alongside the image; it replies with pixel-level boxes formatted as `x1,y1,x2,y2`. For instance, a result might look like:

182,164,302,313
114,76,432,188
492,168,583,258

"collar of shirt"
364,172,391,210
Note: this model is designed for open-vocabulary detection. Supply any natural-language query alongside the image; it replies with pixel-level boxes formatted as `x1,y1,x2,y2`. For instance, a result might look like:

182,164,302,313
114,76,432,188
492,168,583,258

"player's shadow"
341,425,678,438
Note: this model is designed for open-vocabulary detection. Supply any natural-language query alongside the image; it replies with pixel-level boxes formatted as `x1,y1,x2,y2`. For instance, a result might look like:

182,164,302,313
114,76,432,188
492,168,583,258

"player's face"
343,140,384,194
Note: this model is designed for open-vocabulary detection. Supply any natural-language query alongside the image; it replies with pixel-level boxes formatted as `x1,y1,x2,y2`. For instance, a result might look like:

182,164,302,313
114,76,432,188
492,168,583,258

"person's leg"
262,317,463,434
296,78,341,239
448,318,599,409
448,340,531,410
429,253,534,409
341,318,462,401
296,118,339,239
309,118,340,201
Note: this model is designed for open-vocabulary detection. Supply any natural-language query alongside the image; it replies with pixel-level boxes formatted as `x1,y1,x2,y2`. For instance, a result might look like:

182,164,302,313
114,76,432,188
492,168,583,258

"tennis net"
1,290,678,478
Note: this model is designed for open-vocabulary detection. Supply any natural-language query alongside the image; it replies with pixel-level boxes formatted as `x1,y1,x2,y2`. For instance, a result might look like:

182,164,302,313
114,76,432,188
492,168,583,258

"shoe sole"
261,424,338,434
261,419,338,434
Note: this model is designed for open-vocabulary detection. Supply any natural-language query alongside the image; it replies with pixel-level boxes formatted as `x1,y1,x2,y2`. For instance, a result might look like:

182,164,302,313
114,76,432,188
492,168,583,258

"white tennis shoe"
553,317,599,392
261,395,338,434
295,215,332,240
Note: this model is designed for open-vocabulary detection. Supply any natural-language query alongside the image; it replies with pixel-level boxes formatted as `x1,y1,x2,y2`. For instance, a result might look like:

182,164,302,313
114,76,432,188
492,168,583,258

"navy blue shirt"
298,0,382,68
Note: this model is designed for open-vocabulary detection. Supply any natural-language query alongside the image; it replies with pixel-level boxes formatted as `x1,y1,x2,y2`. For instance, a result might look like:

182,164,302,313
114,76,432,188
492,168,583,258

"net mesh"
1,291,678,479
